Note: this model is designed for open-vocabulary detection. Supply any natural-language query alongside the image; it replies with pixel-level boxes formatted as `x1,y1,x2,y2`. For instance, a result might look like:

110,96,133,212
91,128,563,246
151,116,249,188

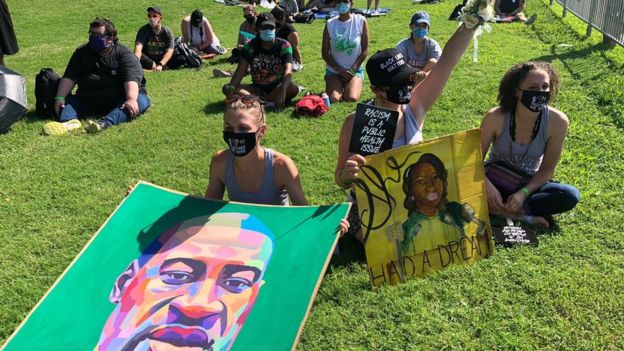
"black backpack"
173,37,202,68
294,12,315,24
35,68,61,118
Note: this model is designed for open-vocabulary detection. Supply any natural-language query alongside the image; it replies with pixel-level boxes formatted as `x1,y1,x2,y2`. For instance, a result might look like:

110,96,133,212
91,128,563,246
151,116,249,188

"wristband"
520,187,530,198
348,68,356,75
157,61,163,67
339,169,353,187
55,96,65,101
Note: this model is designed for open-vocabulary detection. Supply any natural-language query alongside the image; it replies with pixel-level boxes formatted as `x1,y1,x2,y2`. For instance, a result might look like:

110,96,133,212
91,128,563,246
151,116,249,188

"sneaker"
213,68,233,78
43,119,82,136
85,120,107,134
525,13,537,25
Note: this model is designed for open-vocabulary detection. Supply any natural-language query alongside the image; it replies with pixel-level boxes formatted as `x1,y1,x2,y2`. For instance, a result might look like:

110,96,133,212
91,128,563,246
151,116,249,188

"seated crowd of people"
42,2,577,232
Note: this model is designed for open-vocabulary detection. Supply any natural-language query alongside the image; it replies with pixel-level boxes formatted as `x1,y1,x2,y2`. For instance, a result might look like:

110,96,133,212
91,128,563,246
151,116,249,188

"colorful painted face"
410,163,444,212
97,213,274,351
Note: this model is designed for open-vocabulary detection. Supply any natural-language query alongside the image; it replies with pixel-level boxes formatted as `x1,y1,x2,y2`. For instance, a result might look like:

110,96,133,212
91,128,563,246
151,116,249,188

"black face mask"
223,131,258,157
385,85,412,104
244,15,256,25
520,89,549,112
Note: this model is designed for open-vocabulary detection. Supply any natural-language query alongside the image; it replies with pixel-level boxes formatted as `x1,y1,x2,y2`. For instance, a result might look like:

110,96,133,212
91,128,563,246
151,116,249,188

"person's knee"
560,185,580,211
343,95,359,103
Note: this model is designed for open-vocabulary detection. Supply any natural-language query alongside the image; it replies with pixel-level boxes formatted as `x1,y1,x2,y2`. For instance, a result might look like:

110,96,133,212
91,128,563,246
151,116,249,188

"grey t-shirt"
396,37,442,71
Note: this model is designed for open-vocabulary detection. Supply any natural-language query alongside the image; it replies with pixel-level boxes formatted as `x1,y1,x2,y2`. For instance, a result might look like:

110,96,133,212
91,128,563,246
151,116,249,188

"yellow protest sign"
354,129,493,286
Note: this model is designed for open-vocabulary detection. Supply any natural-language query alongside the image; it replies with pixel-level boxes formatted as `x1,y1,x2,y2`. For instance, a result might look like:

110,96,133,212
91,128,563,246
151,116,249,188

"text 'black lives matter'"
348,103,399,156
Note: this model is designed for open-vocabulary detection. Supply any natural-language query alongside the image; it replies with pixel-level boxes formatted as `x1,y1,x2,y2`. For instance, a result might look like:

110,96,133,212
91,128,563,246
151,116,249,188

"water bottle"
321,93,331,108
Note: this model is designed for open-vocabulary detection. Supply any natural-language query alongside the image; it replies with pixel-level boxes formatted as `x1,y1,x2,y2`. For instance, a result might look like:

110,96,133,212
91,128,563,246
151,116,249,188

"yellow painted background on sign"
354,129,493,286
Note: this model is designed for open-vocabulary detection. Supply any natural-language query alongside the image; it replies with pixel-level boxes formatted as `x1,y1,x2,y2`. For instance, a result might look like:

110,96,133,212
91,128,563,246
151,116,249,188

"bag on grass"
294,12,315,24
172,37,202,69
295,95,327,117
35,68,61,118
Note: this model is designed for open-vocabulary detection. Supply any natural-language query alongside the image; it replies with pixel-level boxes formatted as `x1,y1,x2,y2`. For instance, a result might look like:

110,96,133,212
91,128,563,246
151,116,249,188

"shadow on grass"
204,99,226,115
330,234,367,268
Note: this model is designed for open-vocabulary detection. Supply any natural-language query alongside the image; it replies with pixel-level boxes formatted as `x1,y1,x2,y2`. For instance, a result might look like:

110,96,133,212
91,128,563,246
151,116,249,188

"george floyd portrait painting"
353,129,493,286
2,182,349,351
97,213,275,351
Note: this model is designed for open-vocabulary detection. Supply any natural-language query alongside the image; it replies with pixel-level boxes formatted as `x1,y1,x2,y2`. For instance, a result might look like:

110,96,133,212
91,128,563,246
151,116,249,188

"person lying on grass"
480,61,579,227
205,95,348,233
222,13,299,110
335,22,477,243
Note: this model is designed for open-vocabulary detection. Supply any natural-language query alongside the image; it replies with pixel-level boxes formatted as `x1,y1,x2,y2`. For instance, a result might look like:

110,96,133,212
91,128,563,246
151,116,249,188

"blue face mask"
336,2,350,14
412,28,428,39
88,34,111,53
259,29,276,42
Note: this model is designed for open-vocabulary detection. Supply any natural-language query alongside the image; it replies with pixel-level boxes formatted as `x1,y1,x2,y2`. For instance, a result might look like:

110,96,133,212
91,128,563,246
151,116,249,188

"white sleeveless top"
326,14,365,73
187,19,208,47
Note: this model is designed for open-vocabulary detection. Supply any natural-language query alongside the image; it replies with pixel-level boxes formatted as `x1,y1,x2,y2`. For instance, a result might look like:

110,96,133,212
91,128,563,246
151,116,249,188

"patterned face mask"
519,89,549,112
223,130,259,157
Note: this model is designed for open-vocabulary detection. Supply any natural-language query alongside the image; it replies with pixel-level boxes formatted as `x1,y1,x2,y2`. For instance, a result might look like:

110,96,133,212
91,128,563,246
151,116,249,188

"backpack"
294,12,315,24
173,37,202,68
295,95,328,117
35,68,61,118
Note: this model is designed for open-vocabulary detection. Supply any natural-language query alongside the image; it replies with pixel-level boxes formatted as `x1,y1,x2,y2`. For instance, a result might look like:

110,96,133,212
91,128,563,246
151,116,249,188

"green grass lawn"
2,0,624,349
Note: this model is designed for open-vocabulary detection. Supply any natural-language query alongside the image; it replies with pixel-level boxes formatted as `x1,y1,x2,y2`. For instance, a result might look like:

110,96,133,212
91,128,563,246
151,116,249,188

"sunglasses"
225,94,264,106
147,14,161,19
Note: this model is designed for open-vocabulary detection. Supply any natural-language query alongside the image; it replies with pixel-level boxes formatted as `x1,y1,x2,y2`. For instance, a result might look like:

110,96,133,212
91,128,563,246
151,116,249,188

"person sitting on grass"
282,0,300,21
303,0,336,13
45,17,150,135
480,61,579,227
494,0,537,24
396,11,441,85
222,13,299,110
205,94,349,233
272,6,303,71
134,6,179,71
181,9,227,57
322,0,369,103
335,22,478,243
228,4,258,65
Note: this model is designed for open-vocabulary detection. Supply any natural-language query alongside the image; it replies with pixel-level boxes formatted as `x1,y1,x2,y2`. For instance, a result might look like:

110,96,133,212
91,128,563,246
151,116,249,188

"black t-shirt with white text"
63,43,145,112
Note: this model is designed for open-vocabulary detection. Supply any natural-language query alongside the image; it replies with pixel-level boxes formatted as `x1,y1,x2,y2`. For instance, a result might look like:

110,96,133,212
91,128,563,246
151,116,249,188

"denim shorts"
325,66,365,80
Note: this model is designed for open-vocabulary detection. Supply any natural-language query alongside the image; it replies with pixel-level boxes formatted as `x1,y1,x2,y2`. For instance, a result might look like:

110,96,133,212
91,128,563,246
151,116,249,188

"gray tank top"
487,108,549,175
225,148,290,206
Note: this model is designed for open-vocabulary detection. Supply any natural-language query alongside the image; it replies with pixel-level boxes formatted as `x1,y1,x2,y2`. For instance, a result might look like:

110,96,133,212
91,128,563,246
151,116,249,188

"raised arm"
408,25,476,121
